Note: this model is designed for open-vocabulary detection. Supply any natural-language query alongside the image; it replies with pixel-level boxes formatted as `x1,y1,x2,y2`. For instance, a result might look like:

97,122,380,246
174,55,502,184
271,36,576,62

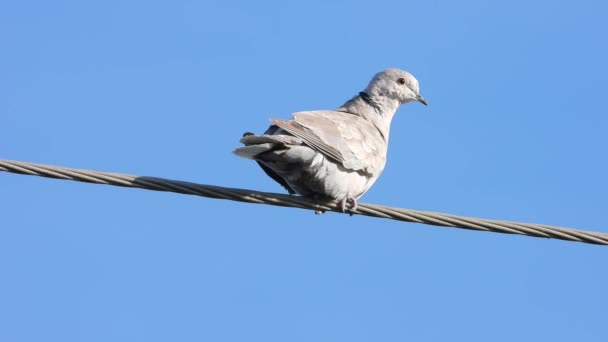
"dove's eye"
396,78,406,85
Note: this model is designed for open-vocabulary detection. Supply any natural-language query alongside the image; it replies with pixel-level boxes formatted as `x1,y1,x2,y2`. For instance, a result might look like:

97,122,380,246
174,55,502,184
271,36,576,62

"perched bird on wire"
234,68,427,212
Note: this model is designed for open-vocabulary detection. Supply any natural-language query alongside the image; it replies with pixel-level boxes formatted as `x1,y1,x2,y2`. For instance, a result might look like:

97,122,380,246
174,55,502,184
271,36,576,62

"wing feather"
271,110,387,175
270,119,345,163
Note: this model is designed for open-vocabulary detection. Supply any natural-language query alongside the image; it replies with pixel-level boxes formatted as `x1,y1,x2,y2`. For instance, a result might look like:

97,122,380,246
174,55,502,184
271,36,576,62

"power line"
1,158,606,245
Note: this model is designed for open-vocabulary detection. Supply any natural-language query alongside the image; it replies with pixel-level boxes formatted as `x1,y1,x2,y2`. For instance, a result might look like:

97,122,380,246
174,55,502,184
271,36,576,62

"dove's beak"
416,95,428,106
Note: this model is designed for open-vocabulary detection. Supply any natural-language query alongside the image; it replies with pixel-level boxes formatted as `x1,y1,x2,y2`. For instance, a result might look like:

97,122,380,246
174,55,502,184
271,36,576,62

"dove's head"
365,68,427,106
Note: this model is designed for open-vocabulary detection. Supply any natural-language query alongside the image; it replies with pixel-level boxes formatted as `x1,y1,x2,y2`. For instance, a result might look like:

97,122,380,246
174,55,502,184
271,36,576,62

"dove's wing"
271,110,387,175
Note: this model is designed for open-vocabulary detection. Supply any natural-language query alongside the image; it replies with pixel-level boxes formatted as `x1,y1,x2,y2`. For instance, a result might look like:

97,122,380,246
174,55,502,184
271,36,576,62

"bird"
234,68,427,213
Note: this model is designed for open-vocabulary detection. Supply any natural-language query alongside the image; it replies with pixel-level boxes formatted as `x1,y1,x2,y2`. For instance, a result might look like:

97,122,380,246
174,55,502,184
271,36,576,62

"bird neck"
338,92,399,142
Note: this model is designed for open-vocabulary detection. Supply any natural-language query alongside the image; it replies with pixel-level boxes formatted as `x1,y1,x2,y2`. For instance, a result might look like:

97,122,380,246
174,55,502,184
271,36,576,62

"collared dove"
234,68,427,212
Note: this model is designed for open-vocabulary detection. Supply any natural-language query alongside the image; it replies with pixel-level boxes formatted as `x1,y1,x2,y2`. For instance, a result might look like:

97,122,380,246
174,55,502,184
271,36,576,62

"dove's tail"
234,131,307,195
233,144,274,159
233,133,303,159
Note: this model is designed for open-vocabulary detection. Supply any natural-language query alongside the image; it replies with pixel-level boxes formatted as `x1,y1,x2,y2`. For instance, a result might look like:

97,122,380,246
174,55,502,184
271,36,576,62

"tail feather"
233,143,274,160
235,133,303,160
240,134,302,146
234,131,307,195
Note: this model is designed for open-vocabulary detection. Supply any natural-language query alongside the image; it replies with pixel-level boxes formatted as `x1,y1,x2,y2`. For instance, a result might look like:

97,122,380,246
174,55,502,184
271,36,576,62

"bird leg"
348,197,358,212
338,196,358,214
311,195,357,215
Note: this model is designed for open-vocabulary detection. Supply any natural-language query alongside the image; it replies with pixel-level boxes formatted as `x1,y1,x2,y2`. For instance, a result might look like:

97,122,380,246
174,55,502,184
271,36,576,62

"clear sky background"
1,1,607,341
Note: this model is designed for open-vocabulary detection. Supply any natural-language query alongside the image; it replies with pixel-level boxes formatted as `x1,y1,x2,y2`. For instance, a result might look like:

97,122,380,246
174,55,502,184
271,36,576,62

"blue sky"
1,0,607,341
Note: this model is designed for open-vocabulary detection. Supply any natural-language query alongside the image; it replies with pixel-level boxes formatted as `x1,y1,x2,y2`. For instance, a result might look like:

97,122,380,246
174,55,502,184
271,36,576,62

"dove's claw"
338,196,357,214
348,197,358,212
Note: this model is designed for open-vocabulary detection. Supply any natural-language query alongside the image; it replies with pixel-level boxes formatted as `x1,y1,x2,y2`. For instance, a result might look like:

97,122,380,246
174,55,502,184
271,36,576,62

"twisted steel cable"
1,158,606,245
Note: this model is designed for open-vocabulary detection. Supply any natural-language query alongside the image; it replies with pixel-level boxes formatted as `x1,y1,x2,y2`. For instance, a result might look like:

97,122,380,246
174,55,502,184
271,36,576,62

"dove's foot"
338,196,358,214
309,195,357,215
